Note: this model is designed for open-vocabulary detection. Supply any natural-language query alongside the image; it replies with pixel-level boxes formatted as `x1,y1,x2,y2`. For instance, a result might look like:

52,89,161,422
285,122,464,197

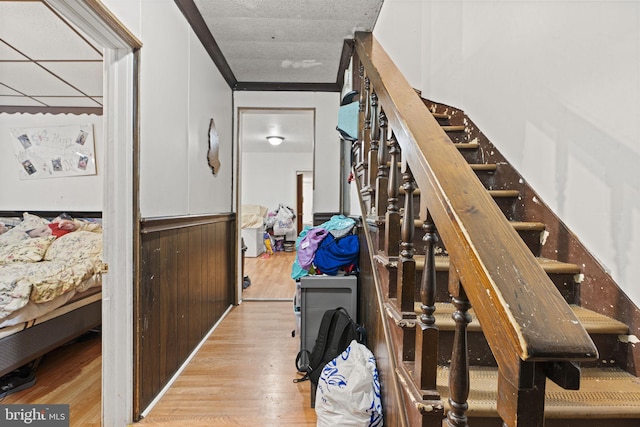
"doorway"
238,108,314,301
42,1,140,425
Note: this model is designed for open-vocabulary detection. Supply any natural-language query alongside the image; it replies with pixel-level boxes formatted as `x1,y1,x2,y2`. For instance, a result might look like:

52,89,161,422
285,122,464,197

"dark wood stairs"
355,96,640,426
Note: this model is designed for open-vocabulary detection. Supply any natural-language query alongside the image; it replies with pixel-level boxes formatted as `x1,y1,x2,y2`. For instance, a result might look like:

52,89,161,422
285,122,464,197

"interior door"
296,172,303,234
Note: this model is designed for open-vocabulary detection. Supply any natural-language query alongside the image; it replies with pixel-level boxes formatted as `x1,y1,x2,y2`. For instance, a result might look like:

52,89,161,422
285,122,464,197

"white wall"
107,0,233,218
375,0,640,305
241,152,312,213
234,92,341,214
0,113,103,212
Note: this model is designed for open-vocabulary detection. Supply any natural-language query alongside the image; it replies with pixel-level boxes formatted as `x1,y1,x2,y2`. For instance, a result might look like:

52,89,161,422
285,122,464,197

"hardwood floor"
0,330,101,427
2,250,310,426
242,250,297,300
136,300,317,426
135,249,315,425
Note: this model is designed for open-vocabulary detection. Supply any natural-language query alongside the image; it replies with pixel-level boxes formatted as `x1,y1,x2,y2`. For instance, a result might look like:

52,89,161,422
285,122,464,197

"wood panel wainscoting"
136,213,236,418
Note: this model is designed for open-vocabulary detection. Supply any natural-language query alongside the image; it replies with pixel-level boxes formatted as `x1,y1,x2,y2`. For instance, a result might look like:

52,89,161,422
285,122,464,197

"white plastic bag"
273,205,294,235
315,340,383,427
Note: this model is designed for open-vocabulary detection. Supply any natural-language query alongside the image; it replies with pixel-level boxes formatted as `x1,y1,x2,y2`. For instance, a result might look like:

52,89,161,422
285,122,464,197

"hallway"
136,249,316,425
135,300,317,426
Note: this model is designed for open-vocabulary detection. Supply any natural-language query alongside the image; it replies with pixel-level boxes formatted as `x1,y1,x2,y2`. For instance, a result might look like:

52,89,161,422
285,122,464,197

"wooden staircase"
349,32,640,427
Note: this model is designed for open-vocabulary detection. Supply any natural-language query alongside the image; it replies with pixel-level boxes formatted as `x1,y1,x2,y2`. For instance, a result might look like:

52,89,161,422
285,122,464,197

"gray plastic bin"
298,275,357,371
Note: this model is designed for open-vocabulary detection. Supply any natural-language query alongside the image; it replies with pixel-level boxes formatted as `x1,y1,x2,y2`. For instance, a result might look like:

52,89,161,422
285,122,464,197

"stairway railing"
351,31,598,427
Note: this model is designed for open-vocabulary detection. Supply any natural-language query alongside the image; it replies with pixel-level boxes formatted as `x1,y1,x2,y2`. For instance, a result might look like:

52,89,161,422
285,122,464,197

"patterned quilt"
0,230,102,319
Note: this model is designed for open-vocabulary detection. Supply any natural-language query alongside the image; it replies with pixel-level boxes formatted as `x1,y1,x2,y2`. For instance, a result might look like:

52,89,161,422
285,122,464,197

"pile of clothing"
291,215,359,279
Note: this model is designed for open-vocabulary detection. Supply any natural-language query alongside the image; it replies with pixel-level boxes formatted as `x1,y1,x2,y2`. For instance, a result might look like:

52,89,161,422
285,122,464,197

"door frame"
296,172,303,233
44,1,140,425
296,170,313,230
235,107,315,302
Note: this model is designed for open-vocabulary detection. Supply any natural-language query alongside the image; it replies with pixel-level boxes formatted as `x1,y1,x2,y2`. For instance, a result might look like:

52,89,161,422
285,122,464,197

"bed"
0,211,103,377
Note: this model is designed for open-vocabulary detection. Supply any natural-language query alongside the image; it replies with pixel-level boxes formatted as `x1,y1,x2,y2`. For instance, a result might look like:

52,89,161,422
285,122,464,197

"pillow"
0,236,56,264
14,212,50,232
0,213,49,245
44,231,102,262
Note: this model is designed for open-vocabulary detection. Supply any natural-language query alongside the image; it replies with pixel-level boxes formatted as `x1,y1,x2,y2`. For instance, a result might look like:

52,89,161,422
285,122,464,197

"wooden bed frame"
0,210,102,377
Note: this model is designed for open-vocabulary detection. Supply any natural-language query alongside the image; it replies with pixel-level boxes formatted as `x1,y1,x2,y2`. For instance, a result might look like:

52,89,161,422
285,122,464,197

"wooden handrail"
354,31,596,373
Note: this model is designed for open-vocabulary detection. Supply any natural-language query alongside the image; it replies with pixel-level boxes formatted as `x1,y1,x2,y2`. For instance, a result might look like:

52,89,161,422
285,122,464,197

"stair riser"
588,334,632,369
474,166,524,193
473,169,497,188
437,330,496,367
444,129,468,144
549,273,579,304
518,231,543,257
458,147,484,164
492,196,520,221
415,270,453,303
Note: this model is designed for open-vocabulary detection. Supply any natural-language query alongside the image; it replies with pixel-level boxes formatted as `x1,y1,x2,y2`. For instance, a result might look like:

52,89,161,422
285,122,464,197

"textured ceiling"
182,0,383,90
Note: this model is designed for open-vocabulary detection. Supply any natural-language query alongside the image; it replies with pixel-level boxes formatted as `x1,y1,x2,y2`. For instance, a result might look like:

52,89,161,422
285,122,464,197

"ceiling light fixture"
266,136,284,146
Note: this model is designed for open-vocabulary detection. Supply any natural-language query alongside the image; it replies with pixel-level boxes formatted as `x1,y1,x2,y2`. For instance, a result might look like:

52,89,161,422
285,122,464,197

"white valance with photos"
10,124,96,180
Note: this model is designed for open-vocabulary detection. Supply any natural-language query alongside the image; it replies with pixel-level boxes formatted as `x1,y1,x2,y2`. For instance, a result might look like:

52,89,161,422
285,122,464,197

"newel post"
397,165,417,360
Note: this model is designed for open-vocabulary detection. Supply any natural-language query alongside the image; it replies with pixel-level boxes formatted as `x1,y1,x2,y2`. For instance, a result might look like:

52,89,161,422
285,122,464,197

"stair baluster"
367,92,379,195
398,165,417,360
362,75,371,177
415,211,439,396
352,65,367,193
447,274,471,427
357,65,366,168
360,75,374,214
374,110,389,221
384,134,401,257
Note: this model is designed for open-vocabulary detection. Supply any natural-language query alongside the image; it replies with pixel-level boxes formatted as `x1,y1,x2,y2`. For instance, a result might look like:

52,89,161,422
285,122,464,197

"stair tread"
469,163,497,172
536,256,582,274
436,365,640,418
431,112,449,119
441,125,465,132
455,142,479,150
510,220,546,231
413,255,581,275
419,302,628,334
487,189,520,197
